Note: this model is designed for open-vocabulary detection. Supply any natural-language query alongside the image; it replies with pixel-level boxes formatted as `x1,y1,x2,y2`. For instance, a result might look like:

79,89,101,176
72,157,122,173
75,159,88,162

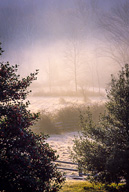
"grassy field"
59,180,126,192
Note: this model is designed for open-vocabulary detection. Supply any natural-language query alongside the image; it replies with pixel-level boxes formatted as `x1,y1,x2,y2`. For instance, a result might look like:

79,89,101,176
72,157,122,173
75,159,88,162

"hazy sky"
0,0,127,91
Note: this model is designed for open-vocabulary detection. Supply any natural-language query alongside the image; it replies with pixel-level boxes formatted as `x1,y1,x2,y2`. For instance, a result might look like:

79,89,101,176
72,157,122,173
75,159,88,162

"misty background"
0,0,128,95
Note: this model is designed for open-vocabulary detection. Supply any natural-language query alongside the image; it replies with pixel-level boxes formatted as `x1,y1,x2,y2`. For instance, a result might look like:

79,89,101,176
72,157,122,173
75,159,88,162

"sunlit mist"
0,0,127,95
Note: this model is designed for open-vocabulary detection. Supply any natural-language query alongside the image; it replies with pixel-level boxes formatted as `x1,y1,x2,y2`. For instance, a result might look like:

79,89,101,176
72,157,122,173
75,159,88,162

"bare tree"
64,37,85,93
66,0,101,93
63,0,92,93
45,57,59,93
46,58,52,93
99,0,129,67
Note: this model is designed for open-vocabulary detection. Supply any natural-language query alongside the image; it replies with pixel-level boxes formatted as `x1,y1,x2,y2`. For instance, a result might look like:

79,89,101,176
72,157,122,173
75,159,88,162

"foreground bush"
71,64,129,190
0,44,64,192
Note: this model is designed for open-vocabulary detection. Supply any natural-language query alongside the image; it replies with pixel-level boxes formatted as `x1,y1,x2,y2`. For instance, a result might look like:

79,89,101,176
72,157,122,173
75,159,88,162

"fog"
0,0,128,95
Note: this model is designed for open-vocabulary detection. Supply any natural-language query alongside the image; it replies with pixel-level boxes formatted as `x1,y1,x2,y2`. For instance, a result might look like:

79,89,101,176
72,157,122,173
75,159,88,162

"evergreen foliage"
0,43,64,192
71,64,129,190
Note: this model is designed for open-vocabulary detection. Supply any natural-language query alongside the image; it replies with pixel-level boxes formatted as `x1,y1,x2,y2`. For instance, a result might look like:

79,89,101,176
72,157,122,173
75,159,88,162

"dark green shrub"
71,64,129,190
0,45,64,192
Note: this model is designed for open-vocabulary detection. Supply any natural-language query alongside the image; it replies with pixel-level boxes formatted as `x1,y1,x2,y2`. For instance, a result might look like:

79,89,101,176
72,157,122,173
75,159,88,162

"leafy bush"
0,44,64,192
71,64,129,189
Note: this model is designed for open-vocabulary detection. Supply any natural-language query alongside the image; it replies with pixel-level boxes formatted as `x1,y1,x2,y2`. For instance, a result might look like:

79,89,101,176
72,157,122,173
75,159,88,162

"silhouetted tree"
71,64,129,190
0,43,64,192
